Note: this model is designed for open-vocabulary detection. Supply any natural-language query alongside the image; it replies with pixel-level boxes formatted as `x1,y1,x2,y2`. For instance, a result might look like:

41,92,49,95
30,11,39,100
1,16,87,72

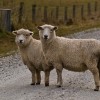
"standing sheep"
37,24,100,91
12,28,53,86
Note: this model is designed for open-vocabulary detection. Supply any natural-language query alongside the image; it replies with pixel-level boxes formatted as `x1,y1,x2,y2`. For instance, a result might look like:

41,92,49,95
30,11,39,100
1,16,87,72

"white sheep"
37,24,100,91
12,28,53,86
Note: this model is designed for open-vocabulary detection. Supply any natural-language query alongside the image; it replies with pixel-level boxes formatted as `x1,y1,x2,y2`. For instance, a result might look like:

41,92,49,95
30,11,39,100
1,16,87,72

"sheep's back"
48,37,100,71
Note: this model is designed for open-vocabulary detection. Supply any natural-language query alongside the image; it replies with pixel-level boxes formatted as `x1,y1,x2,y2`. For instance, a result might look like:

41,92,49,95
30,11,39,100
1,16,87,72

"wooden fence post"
32,5,36,22
51,9,54,21
94,1,97,12
3,0,7,7
81,5,84,19
0,9,11,32
64,7,67,23
44,6,48,22
56,6,59,20
18,2,24,23
87,3,91,16
72,5,76,18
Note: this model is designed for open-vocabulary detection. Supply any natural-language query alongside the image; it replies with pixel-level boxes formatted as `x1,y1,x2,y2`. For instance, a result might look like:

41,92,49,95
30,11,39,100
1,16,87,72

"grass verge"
0,19,100,57
0,32,17,57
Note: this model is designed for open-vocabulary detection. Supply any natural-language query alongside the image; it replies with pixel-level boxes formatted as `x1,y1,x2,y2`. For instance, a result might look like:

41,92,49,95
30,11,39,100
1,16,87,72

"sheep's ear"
12,31,17,35
37,26,43,30
53,26,58,30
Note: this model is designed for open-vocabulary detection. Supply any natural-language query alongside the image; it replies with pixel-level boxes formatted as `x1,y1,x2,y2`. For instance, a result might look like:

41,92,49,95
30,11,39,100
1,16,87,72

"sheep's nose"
19,40,23,43
44,35,48,39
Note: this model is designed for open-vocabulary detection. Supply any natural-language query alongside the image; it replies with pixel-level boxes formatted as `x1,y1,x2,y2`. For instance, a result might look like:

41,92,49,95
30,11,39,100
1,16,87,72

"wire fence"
0,1,100,31
12,1,100,24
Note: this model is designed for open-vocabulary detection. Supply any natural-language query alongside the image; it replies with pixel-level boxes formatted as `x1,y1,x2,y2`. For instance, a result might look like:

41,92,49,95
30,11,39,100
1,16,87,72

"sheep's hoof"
36,82,40,85
57,83,62,87
94,86,99,91
31,83,35,85
45,83,49,87
57,85,61,88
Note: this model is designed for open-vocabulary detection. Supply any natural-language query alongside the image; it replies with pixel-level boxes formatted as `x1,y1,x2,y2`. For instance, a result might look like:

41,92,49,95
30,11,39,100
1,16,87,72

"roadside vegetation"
0,0,100,56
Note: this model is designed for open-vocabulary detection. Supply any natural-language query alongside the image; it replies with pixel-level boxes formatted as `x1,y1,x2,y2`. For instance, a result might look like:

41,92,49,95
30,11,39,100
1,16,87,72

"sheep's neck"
41,36,56,54
40,31,56,53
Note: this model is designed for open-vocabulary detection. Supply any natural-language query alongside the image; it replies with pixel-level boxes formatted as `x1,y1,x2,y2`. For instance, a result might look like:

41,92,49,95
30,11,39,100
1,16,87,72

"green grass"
58,20,100,36
0,32,17,57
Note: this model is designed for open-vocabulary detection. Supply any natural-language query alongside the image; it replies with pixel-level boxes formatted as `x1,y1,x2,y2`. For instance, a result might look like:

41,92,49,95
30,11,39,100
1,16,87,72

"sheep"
12,28,53,86
37,24,100,91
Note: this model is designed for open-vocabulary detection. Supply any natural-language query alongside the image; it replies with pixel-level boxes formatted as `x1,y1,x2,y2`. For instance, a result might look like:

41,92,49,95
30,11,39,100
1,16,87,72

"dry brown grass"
0,0,100,56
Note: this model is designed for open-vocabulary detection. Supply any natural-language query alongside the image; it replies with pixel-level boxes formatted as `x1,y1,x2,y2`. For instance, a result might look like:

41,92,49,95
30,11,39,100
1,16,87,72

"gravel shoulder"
0,28,100,100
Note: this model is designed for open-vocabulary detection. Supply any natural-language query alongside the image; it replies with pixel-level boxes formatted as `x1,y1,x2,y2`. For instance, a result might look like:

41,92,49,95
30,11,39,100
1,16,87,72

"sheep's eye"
50,30,53,33
25,34,29,37
41,29,44,31
16,34,20,36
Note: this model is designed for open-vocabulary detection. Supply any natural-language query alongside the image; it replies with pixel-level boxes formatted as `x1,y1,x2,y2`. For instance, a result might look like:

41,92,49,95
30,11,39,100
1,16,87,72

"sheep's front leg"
36,69,41,85
45,70,50,86
31,71,36,85
55,64,63,87
27,65,36,85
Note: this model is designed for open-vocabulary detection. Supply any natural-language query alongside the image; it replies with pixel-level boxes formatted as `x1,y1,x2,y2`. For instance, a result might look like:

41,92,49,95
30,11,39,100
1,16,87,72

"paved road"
0,28,100,100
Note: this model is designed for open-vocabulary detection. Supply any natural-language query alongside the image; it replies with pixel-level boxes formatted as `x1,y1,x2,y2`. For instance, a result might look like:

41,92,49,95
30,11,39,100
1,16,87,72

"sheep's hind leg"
88,62,100,91
97,58,100,80
91,68,99,91
31,72,36,85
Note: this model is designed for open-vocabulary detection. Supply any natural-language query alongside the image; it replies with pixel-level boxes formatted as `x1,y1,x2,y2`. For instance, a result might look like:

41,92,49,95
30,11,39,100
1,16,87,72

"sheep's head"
12,28,33,47
37,24,58,41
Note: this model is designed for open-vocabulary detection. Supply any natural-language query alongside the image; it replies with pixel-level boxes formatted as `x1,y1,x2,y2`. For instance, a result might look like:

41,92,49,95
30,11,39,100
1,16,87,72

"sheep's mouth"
44,37,48,40
17,41,24,45
17,40,24,44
